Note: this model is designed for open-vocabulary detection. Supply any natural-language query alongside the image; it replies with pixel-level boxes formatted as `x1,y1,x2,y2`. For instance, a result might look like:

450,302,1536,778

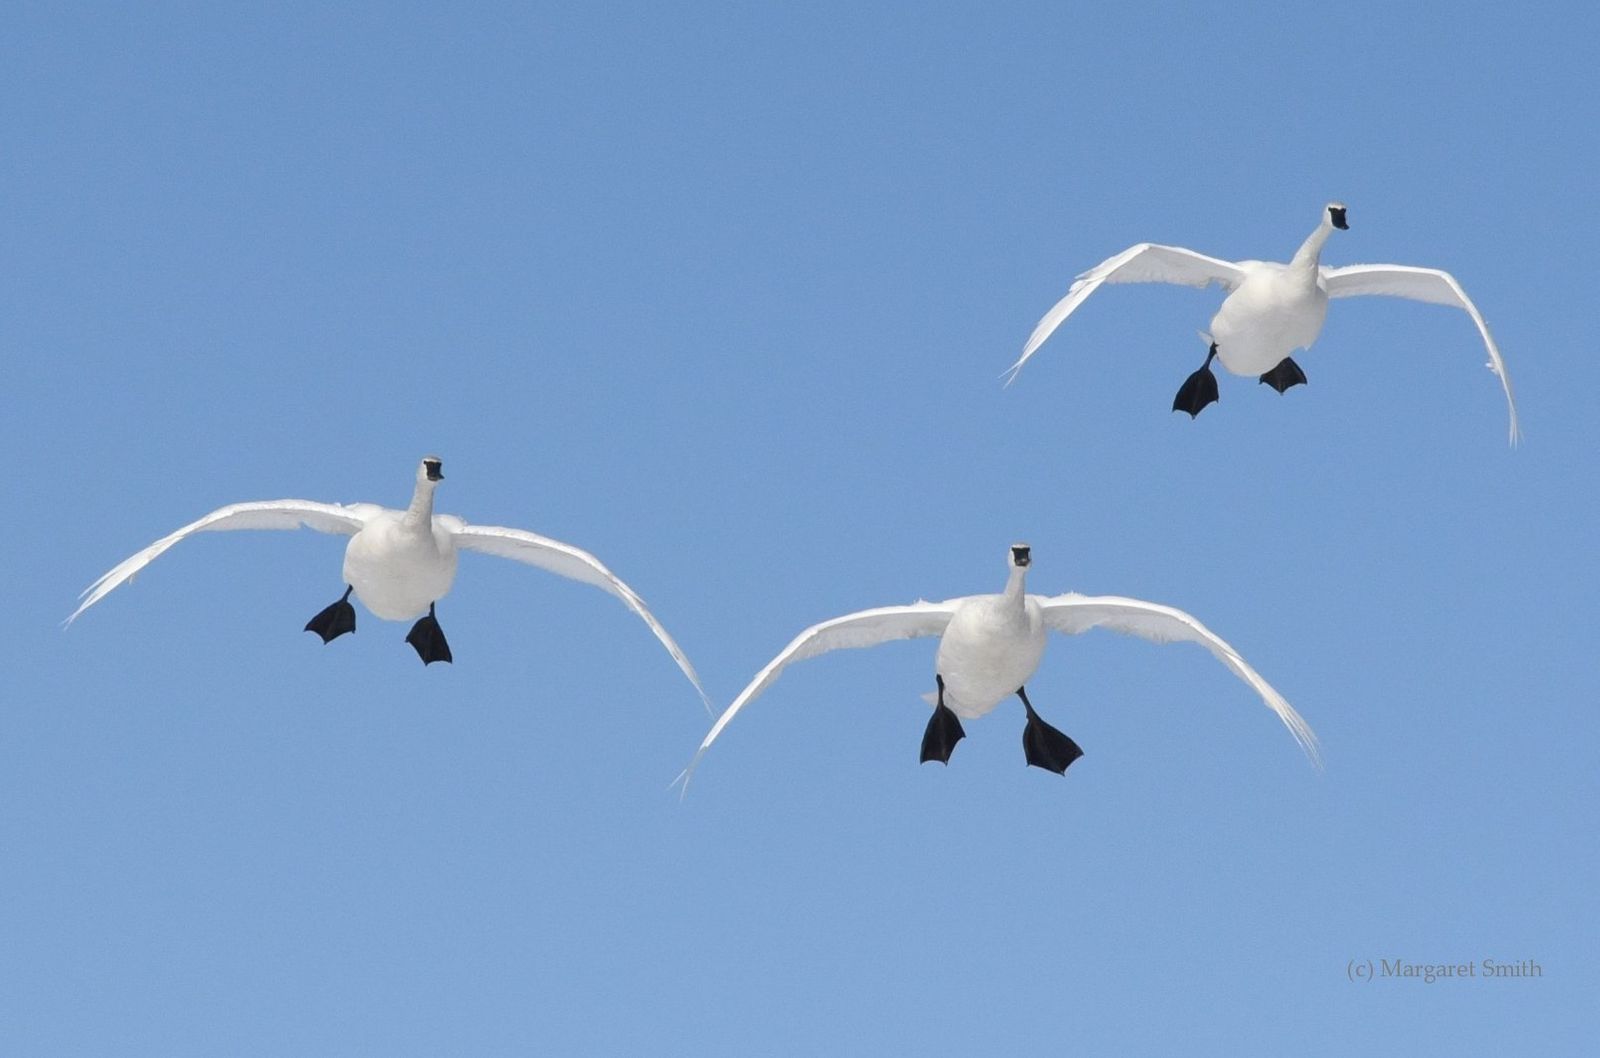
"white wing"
67,499,377,625
445,520,711,711
678,599,960,790
1004,244,1248,384
1038,593,1321,768
1323,263,1520,445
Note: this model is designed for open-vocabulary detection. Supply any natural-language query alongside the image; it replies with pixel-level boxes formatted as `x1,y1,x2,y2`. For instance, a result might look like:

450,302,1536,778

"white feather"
1008,204,1519,443
679,551,1318,793
68,460,709,709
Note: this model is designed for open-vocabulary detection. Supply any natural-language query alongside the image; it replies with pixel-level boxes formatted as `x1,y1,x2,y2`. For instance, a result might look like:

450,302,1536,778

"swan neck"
403,481,437,529
1291,218,1334,268
1003,566,1028,605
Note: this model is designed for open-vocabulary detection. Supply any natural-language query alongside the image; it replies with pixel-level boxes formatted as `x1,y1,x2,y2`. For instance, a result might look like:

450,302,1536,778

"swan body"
1208,259,1329,375
69,456,710,706
340,506,458,620
680,545,1318,789
930,569,1045,719
1007,202,1520,443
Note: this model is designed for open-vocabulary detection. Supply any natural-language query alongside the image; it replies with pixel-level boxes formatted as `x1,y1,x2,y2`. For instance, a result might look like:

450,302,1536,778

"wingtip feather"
672,745,711,801
669,767,692,802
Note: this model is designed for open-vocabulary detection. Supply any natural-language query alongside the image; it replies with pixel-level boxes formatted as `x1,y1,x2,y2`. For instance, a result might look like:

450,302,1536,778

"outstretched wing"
1322,263,1519,445
68,500,375,625
1037,593,1320,767
1004,244,1248,384
446,520,711,711
678,599,960,791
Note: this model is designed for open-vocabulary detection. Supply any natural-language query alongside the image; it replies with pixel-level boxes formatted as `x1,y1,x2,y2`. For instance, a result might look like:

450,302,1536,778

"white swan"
1005,202,1520,443
68,456,711,706
680,544,1319,789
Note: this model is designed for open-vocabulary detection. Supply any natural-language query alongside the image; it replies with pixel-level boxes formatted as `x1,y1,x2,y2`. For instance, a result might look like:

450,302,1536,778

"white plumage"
680,545,1319,789
69,456,710,708
1006,202,1520,444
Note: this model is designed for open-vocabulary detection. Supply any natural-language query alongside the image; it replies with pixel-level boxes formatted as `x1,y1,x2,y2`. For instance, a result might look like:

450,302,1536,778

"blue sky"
5,1,1595,1053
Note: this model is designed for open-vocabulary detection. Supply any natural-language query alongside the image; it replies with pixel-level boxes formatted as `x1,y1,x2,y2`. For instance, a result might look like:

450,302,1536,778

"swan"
68,456,711,706
1005,202,1520,443
679,544,1319,789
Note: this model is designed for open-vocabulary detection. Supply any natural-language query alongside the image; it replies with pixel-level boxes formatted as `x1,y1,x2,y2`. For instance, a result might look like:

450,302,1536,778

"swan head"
418,456,444,484
1009,543,1032,569
1326,201,1349,231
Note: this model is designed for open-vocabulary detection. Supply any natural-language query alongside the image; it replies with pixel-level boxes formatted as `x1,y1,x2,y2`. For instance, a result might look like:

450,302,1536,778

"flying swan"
1005,202,1520,443
680,544,1319,789
68,456,711,707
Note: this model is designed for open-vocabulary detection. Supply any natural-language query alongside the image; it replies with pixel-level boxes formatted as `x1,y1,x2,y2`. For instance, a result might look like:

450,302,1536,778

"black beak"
1012,547,1031,567
1330,207,1349,230
425,463,443,481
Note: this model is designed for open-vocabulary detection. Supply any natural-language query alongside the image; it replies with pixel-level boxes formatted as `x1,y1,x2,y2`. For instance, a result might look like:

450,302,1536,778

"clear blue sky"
5,1,1595,1053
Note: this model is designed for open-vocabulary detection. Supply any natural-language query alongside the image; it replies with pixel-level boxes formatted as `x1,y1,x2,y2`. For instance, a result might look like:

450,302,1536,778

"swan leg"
920,674,966,765
1172,343,1220,418
1259,357,1307,393
405,603,453,665
304,586,357,644
1019,687,1083,775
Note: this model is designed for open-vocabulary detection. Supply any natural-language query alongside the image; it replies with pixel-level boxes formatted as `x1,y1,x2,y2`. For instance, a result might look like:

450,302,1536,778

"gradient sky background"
5,2,1596,1053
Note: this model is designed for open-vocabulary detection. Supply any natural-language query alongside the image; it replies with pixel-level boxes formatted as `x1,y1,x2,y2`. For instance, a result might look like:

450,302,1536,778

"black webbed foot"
1172,343,1220,418
305,586,357,644
405,603,453,665
920,674,966,765
1259,357,1307,393
1019,688,1083,775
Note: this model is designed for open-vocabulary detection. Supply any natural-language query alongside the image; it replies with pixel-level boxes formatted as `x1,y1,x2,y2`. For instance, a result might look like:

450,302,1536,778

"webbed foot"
405,603,453,665
1019,688,1083,775
1173,343,1221,418
920,674,966,764
305,587,357,644
1259,357,1307,393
